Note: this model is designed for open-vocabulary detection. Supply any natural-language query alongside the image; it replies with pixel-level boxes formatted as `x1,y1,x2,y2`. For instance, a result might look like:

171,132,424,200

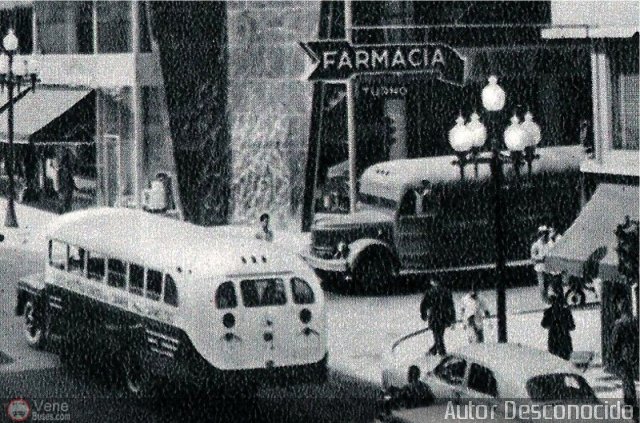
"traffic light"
615,216,639,282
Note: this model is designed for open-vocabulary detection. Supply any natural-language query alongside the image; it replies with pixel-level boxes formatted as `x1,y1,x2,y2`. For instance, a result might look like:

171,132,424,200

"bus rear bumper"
183,352,329,390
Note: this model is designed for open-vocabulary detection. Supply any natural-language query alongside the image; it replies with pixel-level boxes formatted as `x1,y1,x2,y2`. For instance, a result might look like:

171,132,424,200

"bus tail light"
300,308,312,324
223,313,235,328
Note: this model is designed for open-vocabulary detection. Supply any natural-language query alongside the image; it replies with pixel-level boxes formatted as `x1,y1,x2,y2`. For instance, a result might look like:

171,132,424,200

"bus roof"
45,208,303,279
360,145,583,203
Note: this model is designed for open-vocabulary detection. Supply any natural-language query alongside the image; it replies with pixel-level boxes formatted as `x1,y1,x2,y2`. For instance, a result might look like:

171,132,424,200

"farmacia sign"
300,40,466,85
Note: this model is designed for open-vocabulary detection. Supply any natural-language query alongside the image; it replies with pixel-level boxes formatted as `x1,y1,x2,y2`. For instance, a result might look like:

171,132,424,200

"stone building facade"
226,2,320,227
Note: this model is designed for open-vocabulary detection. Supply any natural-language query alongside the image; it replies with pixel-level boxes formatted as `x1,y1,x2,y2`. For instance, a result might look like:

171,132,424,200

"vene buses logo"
6,398,30,422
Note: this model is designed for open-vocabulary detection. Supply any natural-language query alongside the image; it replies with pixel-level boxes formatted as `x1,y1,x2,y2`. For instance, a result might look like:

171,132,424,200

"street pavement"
0,199,636,422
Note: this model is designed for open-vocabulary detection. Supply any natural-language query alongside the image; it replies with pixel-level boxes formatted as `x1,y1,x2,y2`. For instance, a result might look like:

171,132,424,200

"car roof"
450,343,578,396
359,145,582,203
45,207,305,279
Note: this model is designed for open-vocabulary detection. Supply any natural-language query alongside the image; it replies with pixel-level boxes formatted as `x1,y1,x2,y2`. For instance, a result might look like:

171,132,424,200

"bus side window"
215,281,237,309
49,240,67,270
146,269,163,301
291,278,315,305
164,275,178,307
87,252,106,282
107,259,127,289
67,246,86,276
129,264,144,296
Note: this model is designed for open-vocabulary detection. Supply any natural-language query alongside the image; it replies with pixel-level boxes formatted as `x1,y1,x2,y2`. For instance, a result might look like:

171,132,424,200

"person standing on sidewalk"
460,287,491,343
420,279,456,356
531,226,552,303
541,293,575,360
611,299,639,419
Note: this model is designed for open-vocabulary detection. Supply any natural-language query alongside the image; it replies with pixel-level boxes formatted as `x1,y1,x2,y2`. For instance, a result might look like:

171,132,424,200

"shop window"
97,1,131,53
36,2,92,54
614,73,639,150
107,259,126,289
129,264,144,296
87,252,105,282
291,278,315,305
215,281,237,309
146,269,163,301
49,240,67,270
164,275,178,307
138,1,152,53
67,246,86,276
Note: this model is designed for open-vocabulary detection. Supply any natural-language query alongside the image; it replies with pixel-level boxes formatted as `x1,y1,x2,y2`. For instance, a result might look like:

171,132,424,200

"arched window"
215,281,237,309
164,275,178,307
291,278,315,305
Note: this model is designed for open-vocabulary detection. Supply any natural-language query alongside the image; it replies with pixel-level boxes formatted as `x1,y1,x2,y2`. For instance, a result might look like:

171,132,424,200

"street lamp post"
1,29,39,228
481,76,509,343
449,76,540,343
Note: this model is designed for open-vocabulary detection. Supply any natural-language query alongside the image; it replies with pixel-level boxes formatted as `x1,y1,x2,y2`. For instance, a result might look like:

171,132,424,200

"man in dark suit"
420,279,456,356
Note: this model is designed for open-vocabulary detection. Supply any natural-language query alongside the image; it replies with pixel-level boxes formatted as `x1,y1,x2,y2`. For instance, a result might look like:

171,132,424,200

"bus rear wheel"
122,354,154,399
23,300,46,349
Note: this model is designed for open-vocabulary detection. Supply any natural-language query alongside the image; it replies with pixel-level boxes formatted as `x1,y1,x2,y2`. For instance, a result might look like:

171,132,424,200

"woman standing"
541,293,575,360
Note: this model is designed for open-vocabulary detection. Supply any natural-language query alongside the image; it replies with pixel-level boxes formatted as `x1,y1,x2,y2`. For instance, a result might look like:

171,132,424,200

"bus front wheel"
23,300,46,349
352,250,395,294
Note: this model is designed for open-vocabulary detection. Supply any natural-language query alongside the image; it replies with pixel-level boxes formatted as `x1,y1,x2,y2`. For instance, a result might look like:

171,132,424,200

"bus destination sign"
300,40,466,85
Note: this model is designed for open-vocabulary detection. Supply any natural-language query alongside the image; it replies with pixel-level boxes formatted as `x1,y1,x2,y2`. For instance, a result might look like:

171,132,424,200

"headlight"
337,241,349,257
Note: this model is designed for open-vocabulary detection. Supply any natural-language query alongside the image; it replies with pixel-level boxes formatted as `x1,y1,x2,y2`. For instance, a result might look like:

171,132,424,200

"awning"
546,184,639,282
0,87,92,144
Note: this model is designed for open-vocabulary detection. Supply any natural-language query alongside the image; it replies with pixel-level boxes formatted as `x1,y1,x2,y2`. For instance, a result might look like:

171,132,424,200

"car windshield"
526,373,599,402
359,193,397,210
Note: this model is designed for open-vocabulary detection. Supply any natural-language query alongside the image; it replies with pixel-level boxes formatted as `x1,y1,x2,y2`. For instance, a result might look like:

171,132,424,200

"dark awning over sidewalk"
546,183,639,282
0,87,93,144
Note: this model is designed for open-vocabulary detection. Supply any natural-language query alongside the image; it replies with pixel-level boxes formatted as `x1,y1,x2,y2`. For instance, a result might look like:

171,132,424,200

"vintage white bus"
16,208,327,396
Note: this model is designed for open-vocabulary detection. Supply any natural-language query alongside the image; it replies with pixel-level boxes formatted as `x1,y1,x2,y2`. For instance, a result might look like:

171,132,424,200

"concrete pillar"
131,1,144,207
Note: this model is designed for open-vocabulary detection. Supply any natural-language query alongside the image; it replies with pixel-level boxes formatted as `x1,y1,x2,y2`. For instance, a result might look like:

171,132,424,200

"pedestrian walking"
57,150,76,213
460,287,490,343
420,279,456,356
547,226,566,299
255,213,274,242
531,225,553,303
541,293,575,360
611,299,639,419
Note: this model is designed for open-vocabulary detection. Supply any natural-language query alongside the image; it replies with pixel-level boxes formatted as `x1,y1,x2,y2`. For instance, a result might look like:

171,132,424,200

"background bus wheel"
123,355,152,398
23,300,45,349
353,250,394,295
565,289,586,307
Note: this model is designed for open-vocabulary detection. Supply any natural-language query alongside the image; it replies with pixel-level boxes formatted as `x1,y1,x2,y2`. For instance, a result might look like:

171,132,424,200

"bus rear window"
215,281,237,309
241,278,287,307
291,278,315,304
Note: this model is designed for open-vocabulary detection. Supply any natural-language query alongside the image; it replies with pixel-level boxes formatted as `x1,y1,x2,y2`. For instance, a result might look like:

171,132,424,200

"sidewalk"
0,198,310,256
